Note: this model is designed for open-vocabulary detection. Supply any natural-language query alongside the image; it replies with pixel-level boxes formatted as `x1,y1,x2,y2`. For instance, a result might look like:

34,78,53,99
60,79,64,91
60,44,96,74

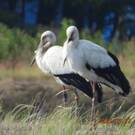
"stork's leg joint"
73,89,79,105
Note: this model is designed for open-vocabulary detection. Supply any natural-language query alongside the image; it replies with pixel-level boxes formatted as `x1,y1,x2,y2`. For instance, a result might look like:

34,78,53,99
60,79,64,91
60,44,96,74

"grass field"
0,42,135,134
1,105,135,135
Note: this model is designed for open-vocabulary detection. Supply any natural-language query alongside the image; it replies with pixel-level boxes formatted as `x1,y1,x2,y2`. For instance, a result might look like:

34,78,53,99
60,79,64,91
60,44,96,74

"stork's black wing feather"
85,60,130,96
54,73,103,102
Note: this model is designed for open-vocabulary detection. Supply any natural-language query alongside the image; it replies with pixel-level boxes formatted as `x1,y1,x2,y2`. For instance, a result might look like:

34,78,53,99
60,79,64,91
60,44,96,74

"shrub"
57,18,75,45
0,23,38,64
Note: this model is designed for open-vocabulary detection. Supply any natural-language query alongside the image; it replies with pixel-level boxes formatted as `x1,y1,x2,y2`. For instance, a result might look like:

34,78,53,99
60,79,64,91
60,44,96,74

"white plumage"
34,31,77,85
36,45,74,86
41,46,72,75
34,31,72,86
32,30,103,102
63,26,130,96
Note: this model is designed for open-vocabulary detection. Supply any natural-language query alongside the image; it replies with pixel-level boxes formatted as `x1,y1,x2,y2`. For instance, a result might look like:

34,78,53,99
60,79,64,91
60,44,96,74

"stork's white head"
66,26,79,43
40,31,56,47
31,31,56,66
63,26,79,66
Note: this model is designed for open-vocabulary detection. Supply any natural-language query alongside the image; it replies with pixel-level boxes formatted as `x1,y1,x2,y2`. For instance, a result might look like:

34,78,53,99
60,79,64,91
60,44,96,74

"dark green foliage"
57,18,75,45
0,23,38,63
0,20,124,64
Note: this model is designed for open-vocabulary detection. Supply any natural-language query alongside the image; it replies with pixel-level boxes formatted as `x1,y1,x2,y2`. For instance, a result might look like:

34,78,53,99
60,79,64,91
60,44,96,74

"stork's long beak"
67,32,74,43
63,57,67,66
30,56,36,66
67,37,72,43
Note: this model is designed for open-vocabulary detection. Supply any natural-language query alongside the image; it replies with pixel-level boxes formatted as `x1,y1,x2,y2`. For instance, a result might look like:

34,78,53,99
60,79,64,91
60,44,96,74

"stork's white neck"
36,42,51,57
63,39,79,69
35,43,52,68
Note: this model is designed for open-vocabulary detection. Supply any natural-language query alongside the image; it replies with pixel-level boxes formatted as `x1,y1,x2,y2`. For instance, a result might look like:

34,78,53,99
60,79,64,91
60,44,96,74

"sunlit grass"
0,22,135,135
1,103,135,135
0,65,47,80
0,51,135,80
120,60,135,78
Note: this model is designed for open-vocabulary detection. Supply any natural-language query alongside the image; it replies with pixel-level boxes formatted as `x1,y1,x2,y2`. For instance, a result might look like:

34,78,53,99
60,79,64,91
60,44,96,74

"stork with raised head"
31,31,103,105
63,25,131,125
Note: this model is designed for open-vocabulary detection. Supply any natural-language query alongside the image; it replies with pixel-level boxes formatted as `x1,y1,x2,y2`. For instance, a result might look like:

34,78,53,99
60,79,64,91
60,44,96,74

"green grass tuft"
1,104,135,135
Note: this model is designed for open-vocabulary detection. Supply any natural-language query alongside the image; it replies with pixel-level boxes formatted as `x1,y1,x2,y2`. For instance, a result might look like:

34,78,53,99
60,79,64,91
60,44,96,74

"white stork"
31,31,103,105
63,26,131,123
63,26,130,96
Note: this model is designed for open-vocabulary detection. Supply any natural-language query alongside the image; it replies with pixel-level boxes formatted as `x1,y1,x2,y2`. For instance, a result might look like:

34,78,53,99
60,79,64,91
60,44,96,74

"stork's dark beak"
67,32,74,43
67,37,72,43
30,56,36,66
63,57,67,66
